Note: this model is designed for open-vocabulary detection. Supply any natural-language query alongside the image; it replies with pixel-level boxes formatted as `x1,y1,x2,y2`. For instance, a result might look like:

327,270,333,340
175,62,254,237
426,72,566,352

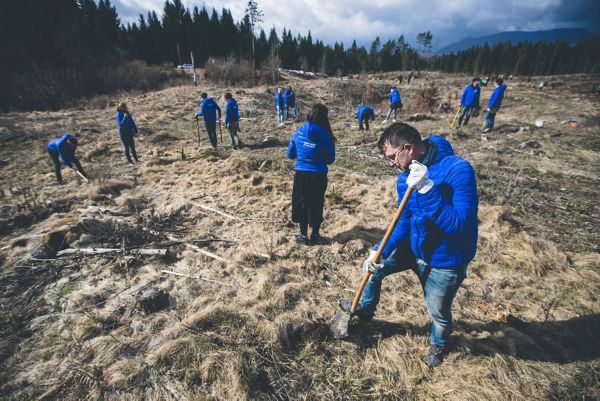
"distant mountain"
437,28,595,54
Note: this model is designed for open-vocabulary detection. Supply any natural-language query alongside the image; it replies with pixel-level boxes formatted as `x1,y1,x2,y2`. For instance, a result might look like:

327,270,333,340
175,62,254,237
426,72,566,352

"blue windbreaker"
390,89,401,104
460,84,480,108
374,135,478,269
357,105,375,123
287,121,336,173
47,133,76,167
195,97,221,123
488,84,507,109
116,111,138,136
225,98,239,125
284,89,296,107
276,92,284,108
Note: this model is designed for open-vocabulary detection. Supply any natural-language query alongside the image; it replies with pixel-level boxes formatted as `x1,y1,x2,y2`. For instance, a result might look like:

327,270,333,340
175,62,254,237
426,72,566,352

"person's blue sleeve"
224,104,230,125
415,161,478,234
130,116,138,134
460,87,467,105
197,102,205,117
116,112,126,128
320,134,335,165
286,134,297,159
373,182,412,259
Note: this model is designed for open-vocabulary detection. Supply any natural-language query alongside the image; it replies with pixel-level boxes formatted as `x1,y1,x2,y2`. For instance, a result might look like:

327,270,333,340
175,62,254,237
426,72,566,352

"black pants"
292,171,328,235
48,149,85,183
120,133,138,162
205,122,218,148
359,109,374,130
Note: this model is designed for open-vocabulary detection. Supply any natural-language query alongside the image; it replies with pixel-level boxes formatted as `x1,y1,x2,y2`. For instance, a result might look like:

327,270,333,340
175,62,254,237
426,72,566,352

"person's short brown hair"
377,122,422,152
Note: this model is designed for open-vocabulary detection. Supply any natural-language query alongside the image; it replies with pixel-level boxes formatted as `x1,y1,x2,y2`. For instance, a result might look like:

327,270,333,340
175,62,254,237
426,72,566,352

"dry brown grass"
0,71,599,401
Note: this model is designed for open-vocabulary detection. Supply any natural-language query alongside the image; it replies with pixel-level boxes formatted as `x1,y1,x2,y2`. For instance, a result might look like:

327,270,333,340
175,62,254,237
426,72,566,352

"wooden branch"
161,269,233,287
56,248,167,257
195,204,238,220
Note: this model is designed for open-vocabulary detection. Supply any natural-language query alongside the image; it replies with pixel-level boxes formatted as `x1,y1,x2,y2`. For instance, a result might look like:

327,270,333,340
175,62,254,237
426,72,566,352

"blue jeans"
458,106,473,126
484,108,497,130
359,250,467,348
205,122,217,147
277,106,285,123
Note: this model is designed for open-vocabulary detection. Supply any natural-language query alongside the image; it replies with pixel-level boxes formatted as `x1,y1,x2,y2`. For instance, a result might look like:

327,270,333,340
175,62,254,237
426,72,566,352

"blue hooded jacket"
390,89,401,104
460,84,480,108
287,121,336,173
357,105,375,123
196,97,221,123
374,135,478,269
116,111,138,137
225,98,239,125
284,89,296,107
276,92,284,108
47,133,76,167
488,84,507,109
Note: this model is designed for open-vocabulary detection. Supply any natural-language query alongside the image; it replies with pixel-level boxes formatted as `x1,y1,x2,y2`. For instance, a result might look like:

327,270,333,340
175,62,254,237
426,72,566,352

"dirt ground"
0,71,599,400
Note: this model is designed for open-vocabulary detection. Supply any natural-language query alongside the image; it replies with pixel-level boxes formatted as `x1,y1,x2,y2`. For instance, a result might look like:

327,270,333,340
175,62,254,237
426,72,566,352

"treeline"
2,0,599,111
429,38,600,76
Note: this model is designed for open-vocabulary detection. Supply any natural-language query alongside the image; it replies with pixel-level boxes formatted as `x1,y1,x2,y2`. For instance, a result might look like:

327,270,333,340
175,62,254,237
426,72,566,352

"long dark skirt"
291,171,328,228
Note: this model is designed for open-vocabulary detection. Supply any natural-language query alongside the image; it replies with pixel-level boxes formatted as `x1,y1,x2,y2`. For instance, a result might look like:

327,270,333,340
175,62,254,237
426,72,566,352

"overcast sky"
113,0,600,49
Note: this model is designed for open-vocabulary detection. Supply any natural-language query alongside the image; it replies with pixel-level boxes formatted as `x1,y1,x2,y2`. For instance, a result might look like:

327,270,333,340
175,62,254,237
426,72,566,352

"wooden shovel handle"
351,186,413,314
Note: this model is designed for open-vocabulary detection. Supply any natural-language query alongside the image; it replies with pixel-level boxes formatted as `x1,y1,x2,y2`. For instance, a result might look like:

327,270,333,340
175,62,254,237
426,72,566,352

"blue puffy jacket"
47,133,76,167
287,121,336,173
390,89,401,104
225,98,239,125
116,111,138,137
460,84,480,108
276,92,284,108
284,89,296,107
357,105,375,123
375,135,478,269
488,84,507,109
196,97,222,123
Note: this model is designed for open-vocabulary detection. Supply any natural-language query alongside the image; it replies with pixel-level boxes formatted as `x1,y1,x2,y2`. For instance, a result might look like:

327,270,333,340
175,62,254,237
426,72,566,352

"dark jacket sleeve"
320,134,336,165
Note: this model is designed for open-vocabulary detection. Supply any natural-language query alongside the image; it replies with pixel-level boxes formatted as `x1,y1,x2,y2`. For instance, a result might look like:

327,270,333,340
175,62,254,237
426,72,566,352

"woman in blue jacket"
287,104,336,244
116,103,139,164
482,78,507,132
47,133,88,184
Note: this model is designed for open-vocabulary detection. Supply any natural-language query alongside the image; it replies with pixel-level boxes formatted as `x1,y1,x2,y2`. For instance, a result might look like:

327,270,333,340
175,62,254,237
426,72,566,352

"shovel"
330,186,413,339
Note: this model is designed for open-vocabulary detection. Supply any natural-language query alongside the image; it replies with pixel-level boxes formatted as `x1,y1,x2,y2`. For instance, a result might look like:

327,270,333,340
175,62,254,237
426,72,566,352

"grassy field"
0,71,599,400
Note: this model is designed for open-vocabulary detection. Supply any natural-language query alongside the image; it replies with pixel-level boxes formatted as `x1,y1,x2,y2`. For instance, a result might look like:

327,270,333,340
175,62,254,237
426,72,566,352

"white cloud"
112,0,587,49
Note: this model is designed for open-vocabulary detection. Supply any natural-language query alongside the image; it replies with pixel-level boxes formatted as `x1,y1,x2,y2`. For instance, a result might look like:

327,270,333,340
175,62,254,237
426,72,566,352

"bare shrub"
258,55,281,84
413,83,440,113
204,58,254,86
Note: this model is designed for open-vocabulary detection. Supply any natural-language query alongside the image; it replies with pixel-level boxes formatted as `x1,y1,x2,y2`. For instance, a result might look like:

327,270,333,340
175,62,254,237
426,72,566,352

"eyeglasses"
384,144,408,165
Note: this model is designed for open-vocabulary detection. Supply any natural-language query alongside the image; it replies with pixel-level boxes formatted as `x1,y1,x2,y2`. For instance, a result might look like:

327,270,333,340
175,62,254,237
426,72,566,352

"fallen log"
161,269,233,287
56,248,167,257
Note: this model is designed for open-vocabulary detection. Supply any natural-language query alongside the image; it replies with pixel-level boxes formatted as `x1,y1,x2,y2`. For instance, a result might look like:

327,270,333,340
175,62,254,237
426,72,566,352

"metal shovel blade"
330,309,351,339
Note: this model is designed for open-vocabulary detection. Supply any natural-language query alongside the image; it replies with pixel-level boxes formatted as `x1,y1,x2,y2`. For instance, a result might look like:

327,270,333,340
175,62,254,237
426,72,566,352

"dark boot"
423,344,446,368
339,299,373,322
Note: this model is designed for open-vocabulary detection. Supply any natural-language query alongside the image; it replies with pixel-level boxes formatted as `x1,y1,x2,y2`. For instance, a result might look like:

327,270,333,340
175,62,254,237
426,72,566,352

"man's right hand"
362,250,383,273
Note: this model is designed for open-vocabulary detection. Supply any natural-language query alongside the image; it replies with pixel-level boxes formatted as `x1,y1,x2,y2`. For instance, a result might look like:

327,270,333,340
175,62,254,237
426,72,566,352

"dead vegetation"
0,71,599,400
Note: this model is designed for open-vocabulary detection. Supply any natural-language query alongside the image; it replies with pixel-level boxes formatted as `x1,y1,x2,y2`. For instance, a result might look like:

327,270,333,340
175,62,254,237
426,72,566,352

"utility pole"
177,43,183,74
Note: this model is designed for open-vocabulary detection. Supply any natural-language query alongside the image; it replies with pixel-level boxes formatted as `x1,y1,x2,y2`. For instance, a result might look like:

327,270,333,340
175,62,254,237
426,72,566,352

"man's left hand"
406,160,434,194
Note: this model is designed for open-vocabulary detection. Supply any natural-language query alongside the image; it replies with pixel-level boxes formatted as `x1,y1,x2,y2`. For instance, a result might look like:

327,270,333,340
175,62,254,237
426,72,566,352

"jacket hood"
227,98,238,106
202,97,216,105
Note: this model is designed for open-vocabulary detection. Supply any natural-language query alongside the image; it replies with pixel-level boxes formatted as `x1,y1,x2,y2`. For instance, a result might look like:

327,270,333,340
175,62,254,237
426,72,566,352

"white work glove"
406,160,434,194
362,250,384,273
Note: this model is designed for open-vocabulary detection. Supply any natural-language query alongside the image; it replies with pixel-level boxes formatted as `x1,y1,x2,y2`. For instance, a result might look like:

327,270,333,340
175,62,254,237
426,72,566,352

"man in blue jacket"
357,104,375,130
224,92,242,149
340,123,478,368
284,86,297,120
276,87,285,124
457,78,481,128
116,102,140,164
47,133,89,184
383,87,402,123
195,92,222,150
482,78,507,133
